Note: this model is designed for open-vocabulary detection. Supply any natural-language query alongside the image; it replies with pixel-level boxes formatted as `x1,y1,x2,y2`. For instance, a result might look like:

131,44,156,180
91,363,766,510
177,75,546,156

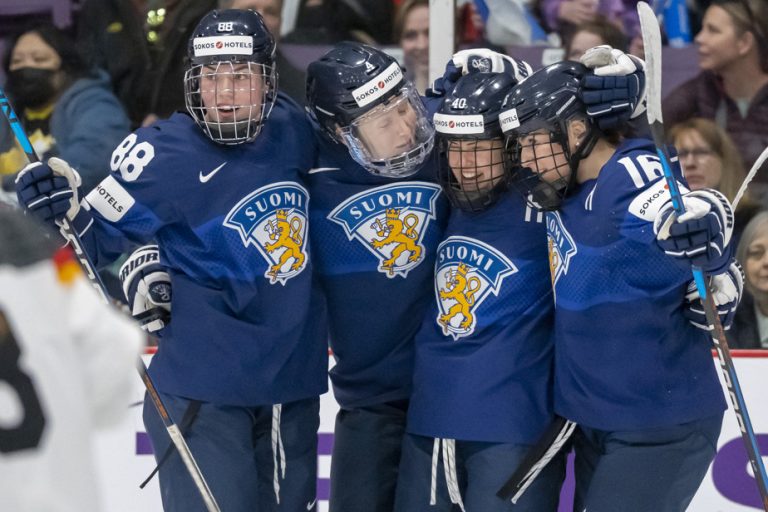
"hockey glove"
654,188,735,273
683,260,744,331
16,157,81,231
580,45,646,131
427,48,533,97
120,245,171,335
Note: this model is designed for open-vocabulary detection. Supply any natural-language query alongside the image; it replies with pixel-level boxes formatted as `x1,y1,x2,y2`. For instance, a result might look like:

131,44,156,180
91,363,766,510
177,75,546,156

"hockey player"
304,41,452,512
0,206,144,512
15,9,327,512
501,61,741,512
305,42,647,512
392,70,563,512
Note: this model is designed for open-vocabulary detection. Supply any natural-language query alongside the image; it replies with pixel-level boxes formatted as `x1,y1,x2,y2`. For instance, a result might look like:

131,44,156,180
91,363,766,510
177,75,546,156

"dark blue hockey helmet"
306,41,434,178
500,61,599,211
184,9,277,145
434,71,520,212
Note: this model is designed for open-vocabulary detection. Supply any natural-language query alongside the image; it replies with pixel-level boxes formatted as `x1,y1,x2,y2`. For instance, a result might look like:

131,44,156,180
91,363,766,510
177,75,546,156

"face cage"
184,61,277,145
503,127,575,211
437,136,512,212
340,86,435,178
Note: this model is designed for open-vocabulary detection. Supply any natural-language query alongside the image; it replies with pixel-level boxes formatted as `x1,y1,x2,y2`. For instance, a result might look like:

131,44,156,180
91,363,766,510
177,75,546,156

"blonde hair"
668,117,748,203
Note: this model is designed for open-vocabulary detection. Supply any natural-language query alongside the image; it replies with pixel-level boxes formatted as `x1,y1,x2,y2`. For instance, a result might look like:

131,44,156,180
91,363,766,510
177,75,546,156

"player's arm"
16,132,172,268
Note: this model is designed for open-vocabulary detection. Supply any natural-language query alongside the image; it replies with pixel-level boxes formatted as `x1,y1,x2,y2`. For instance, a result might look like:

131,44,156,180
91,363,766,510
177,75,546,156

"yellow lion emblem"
264,209,305,280
548,237,559,286
438,263,481,332
370,208,422,275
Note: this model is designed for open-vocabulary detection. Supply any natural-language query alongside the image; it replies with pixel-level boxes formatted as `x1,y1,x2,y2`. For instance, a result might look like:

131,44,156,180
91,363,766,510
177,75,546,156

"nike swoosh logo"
199,162,227,183
308,167,339,174
306,498,317,510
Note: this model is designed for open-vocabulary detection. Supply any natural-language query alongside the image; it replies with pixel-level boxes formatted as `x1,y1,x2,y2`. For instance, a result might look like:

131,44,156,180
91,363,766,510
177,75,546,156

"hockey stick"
732,146,768,210
637,4,768,510
0,87,221,512
497,416,576,503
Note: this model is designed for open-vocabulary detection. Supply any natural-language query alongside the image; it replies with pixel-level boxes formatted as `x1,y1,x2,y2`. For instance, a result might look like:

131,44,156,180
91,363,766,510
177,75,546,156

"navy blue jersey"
549,138,726,431
75,98,328,406
406,192,555,444
308,134,449,407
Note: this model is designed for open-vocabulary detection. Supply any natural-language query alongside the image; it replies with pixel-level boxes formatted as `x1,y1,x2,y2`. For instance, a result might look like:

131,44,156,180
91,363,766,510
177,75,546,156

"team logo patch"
329,182,441,278
224,182,309,285
545,211,577,292
435,237,517,340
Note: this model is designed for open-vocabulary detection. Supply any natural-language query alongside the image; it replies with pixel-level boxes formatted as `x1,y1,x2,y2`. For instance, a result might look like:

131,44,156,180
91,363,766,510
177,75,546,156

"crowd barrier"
93,350,768,512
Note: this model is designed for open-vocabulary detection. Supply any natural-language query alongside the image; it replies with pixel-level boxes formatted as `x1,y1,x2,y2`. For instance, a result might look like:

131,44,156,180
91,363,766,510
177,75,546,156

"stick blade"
637,1,663,125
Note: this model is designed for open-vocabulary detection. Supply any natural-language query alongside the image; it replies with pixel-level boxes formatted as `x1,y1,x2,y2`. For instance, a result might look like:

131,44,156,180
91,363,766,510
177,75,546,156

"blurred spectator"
220,0,307,105
563,16,627,61
538,0,626,43
0,23,130,193
669,117,762,241
663,0,768,177
394,0,429,94
284,0,394,45
76,0,216,127
732,211,768,349
476,0,549,46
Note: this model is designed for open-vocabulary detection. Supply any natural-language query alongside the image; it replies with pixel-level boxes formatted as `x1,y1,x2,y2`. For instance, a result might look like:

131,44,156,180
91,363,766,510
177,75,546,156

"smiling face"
518,130,571,184
447,138,506,191
400,5,429,71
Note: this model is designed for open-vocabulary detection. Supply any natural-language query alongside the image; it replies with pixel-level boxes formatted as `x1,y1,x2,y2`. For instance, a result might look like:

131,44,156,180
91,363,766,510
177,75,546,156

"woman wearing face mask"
0,23,130,193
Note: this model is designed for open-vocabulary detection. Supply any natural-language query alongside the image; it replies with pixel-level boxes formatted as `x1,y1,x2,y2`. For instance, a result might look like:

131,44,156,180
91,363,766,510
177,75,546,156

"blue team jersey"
406,192,555,444
76,97,328,406
308,133,449,407
549,138,726,431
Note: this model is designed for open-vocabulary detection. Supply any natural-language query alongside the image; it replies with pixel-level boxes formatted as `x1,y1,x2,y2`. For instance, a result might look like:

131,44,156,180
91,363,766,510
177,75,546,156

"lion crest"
438,263,481,332
264,209,305,283
435,237,517,340
370,208,423,276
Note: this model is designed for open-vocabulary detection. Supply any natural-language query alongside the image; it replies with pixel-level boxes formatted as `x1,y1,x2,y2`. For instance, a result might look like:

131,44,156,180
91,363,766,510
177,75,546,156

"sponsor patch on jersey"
499,108,520,133
192,36,253,57
434,236,517,340
328,182,441,279
627,178,689,221
351,62,403,108
224,182,309,285
545,211,576,292
433,113,485,135
85,175,135,222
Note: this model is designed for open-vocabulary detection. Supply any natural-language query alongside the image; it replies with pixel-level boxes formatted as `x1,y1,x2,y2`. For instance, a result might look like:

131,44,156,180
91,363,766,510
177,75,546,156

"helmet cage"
184,60,277,145
338,84,435,178
437,135,512,212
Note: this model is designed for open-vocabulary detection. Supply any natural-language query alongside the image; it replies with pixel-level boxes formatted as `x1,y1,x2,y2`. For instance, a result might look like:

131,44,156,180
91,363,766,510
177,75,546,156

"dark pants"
143,393,320,512
573,413,723,512
329,399,408,512
393,433,566,512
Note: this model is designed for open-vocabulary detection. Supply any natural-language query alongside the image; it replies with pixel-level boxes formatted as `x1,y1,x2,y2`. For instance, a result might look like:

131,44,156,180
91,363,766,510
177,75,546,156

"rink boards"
93,351,768,512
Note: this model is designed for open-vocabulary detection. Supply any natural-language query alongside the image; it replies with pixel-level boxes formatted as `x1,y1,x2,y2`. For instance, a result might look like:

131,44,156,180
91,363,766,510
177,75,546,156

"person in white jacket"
0,205,143,512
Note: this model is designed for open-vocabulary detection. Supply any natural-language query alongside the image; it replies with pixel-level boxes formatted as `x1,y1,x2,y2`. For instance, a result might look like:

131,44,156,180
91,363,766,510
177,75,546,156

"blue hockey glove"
683,260,744,331
427,48,533,97
580,46,646,131
120,245,171,335
654,189,735,273
16,157,81,231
